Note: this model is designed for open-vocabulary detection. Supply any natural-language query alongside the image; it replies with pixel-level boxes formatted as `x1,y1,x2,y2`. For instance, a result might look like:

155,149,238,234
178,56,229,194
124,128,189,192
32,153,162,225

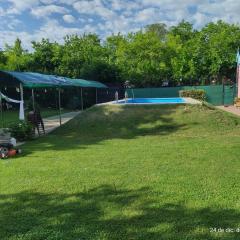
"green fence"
127,85,236,106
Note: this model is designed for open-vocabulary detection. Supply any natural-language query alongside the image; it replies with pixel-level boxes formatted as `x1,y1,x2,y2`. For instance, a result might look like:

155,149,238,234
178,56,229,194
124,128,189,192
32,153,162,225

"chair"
27,110,45,136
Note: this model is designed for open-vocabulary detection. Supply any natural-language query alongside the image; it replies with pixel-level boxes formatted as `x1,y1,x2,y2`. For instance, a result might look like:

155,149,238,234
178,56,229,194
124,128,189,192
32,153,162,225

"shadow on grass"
0,185,239,240
22,105,189,155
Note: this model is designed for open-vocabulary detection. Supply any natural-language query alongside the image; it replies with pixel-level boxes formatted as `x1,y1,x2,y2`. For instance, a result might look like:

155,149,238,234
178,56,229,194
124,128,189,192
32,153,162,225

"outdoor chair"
27,110,45,136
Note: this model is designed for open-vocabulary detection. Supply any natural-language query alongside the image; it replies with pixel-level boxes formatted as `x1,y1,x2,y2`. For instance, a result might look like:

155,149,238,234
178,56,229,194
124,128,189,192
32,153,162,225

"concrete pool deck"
183,98,201,104
100,97,201,105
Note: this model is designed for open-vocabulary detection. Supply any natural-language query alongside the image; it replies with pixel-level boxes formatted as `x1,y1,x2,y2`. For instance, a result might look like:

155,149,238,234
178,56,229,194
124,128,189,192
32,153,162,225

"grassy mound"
0,104,240,240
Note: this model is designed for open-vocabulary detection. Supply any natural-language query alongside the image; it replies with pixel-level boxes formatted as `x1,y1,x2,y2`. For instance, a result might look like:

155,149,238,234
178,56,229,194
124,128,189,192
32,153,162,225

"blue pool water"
116,98,186,104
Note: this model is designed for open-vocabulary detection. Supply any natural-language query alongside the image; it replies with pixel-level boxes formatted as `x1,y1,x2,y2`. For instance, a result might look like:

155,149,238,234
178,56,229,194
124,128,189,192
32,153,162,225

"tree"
30,39,61,74
170,20,195,42
0,49,7,69
58,34,104,78
167,21,200,84
81,61,120,83
4,38,30,71
198,21,240,82
1,20,240,87
111,31,168,87
145,23,168,40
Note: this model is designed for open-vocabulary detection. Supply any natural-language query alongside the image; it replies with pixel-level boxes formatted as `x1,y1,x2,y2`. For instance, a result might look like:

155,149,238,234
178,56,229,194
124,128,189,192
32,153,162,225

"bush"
179,89,206,101
9,121,34,141
234,97,240,107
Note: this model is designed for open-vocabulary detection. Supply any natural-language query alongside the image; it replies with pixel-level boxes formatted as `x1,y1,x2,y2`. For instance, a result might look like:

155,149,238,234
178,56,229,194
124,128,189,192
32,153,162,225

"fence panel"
126,85,236,106
223,86,236,105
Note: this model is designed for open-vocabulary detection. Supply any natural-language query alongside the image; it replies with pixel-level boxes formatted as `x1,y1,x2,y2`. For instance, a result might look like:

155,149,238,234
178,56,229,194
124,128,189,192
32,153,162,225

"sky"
0,0,240,50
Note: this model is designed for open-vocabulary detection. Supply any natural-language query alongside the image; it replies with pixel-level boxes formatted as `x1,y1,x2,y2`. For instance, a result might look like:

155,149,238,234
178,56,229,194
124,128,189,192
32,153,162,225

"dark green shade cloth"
0,71,107,88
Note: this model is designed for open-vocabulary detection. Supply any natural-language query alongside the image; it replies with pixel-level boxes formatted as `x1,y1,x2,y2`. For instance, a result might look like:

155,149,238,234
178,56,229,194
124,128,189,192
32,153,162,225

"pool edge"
98,97,201,106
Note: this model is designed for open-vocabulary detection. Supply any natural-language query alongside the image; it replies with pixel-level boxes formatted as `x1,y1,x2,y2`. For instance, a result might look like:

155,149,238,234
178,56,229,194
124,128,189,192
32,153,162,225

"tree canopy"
0,20,240,87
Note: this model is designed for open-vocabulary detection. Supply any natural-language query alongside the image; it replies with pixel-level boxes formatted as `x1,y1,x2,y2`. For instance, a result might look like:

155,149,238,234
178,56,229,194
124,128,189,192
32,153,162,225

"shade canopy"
0,70,107,88
68,78,108,88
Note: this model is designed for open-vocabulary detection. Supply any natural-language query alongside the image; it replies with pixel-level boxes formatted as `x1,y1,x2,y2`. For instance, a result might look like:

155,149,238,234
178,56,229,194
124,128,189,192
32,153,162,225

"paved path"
217,106,240,117
43,111,81,134
16,111,81,146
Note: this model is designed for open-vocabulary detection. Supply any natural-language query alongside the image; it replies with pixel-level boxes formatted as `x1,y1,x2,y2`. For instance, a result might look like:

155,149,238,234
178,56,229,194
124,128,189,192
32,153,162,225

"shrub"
179,89,206,101
234,97,240,107
9,121,34,141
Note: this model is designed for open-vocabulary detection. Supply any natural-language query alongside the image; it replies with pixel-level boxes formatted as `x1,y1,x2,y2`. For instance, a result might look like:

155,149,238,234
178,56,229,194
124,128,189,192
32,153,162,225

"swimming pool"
115,98,186,104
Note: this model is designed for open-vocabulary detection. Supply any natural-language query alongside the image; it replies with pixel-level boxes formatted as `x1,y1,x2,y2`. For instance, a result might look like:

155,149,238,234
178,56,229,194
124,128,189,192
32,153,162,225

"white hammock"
0,92,24,120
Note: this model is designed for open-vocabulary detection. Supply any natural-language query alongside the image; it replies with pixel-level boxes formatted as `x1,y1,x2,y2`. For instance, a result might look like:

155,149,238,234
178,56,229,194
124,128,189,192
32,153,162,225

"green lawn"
1,108,71,127
0,104,240,240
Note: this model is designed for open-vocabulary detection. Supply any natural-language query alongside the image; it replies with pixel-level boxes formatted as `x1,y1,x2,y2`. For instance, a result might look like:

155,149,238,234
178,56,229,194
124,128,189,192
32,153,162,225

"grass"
1,108,71,127
0,104,240,240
